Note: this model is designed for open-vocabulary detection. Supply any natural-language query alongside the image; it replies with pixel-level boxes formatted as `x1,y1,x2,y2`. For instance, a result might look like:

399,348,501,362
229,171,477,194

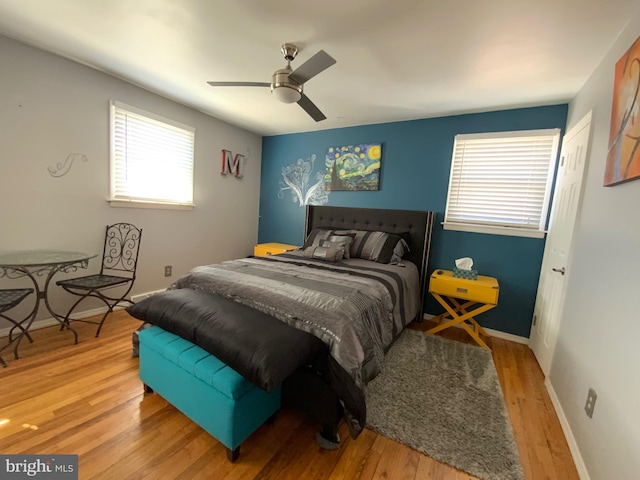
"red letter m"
221,150,244,178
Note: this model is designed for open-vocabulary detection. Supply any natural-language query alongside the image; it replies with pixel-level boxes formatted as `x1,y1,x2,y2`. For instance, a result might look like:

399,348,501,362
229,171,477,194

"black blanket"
127,289,327,392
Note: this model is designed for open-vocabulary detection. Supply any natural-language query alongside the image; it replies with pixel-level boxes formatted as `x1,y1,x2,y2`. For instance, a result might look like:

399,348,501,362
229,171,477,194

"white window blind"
110,101,195,206
444,129,560,237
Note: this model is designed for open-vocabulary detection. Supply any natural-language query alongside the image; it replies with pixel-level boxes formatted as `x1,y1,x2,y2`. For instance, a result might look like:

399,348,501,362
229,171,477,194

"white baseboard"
544,378,590,480
422,313,529,345
131,289,165,303
0,289,168,338
0,305,124,338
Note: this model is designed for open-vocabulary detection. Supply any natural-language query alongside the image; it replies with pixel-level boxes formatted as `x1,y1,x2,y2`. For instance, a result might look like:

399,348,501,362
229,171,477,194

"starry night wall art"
324,143,382,191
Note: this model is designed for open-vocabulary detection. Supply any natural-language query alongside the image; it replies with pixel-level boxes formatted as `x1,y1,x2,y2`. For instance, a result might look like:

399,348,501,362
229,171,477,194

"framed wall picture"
605,34,640,186
325,143,382,191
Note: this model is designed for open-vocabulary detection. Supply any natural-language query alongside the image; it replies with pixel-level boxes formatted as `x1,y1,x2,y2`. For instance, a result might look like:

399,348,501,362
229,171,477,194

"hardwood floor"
0,311,579,479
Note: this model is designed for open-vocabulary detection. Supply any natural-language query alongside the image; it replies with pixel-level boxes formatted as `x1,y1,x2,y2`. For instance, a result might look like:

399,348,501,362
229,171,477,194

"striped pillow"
334,229,410,264
323,235,354,259
302,243,345,262
303,228,334,248
303,229,355,259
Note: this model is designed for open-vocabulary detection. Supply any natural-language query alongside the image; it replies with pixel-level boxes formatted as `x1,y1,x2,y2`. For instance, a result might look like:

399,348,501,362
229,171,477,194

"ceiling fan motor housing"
271,66,302,103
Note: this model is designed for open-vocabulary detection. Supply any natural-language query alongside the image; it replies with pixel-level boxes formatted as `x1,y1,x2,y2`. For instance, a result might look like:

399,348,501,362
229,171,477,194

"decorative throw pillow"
330,230,359,257
302,228,334,249
324,234,354,259
339,230,410,264
302,243,345,262
389,238,410,264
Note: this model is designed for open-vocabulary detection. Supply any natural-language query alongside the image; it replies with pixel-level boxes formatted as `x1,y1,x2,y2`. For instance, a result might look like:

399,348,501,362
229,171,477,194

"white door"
530,111,592,376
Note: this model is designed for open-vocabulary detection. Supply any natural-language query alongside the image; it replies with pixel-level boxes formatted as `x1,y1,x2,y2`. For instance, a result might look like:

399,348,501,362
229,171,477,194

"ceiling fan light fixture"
272,85,302,103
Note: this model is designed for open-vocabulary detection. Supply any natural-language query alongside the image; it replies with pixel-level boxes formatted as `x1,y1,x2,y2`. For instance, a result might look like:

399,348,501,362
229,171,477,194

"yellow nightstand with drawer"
427,269,500,349
254,242,299,257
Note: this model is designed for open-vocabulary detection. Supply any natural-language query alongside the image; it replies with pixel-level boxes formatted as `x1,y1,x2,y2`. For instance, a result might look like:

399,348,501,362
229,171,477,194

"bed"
128,205,435,449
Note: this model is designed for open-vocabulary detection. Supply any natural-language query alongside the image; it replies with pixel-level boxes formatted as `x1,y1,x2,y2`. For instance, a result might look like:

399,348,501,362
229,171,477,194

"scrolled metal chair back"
101,223,142,276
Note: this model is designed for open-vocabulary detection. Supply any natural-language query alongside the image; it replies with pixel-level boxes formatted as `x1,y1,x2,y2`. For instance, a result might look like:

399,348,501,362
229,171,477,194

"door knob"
552,267,565,275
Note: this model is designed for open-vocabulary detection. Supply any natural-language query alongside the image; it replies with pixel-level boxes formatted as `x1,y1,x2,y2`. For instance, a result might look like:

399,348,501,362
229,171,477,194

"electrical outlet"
584,388,597,418
164,265,172,277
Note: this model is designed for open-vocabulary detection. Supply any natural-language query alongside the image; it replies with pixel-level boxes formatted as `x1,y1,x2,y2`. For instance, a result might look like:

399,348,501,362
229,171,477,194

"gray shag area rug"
365,330,524,480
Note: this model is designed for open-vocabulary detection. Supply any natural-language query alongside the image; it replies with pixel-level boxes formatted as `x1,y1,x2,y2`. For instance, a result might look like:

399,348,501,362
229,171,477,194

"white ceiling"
1,0,637,136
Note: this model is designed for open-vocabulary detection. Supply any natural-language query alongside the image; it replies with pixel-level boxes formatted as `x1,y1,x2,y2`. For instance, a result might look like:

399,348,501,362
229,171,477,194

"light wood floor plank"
0,311,579,479
326,428,377,480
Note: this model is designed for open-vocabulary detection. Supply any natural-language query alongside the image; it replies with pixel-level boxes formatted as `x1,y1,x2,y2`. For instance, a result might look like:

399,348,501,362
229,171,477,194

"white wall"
0,36,262,325
550,10,640,480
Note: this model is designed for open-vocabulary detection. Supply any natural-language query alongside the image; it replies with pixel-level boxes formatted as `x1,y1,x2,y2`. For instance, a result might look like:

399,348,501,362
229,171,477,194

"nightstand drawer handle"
456,287,468,294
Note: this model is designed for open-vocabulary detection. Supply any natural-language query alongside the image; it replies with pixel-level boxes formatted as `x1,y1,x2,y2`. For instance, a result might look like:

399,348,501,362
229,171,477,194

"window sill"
442,222,546,239
108,199,194,211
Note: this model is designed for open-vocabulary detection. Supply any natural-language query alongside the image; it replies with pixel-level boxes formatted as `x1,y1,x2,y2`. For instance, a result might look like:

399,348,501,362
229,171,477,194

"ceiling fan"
207,43,336,122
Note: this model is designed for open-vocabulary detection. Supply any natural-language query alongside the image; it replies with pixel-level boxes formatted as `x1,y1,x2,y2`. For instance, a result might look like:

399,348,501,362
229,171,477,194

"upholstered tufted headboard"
304,205,435,311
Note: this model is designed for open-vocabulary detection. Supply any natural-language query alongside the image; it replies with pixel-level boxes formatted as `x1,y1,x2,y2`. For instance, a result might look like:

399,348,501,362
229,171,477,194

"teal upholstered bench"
138,326,281,461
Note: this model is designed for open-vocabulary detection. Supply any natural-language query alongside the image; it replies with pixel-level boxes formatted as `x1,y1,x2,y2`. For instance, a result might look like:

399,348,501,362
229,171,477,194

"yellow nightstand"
427,269,500,349
254,242,299,257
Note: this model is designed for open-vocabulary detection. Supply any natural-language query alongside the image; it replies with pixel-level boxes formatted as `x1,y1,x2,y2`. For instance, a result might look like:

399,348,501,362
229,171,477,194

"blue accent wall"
259,105,568,338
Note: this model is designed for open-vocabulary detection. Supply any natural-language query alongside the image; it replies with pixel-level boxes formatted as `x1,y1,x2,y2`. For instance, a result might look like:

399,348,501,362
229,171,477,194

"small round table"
0,250,96,360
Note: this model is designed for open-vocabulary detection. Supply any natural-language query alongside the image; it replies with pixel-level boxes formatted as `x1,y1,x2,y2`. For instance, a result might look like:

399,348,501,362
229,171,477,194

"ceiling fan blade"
297,94,326,122
288,50,336,85
207,81,271,87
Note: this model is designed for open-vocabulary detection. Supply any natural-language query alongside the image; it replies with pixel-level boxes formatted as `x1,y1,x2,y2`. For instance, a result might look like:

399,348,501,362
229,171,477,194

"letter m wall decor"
221,150,245,178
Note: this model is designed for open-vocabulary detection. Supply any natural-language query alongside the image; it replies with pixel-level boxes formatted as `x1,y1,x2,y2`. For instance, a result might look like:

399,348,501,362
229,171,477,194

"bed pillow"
334,229,410,264
323,234,354,259
302,243,345,262
303,229,355,259
389,237,410,264
302,228,334,249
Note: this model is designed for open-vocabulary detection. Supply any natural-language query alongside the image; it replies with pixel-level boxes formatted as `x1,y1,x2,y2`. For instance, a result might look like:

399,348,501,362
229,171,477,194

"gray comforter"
171,252,420,389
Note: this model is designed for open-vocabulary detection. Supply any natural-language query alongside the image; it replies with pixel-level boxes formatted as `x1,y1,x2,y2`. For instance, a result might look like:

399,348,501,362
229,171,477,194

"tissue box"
452,267,478,280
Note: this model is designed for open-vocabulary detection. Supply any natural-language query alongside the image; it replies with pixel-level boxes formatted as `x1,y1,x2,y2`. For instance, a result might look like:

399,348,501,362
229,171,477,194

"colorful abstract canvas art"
605,35,640,186
325,143,382,191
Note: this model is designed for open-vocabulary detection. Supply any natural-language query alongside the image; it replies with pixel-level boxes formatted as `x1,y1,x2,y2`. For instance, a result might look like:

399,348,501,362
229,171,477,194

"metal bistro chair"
57,223,142,337
0,288,34,367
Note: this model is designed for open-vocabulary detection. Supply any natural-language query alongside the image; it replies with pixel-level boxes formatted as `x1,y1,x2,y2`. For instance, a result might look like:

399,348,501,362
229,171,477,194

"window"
109,101,195,208
443,129,561,238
